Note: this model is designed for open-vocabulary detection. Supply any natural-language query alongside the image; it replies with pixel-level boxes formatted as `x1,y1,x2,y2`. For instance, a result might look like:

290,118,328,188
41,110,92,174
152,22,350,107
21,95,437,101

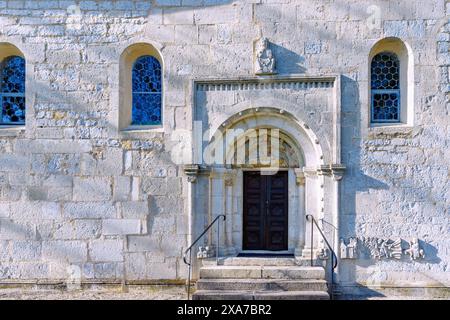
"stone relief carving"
363,238,403,260
254,38,277,75
317,248,329,260
224,173,235,187
340,237,358,259
405,238,425,260
184,164,200,183
340,237,426,261
197,246,214,259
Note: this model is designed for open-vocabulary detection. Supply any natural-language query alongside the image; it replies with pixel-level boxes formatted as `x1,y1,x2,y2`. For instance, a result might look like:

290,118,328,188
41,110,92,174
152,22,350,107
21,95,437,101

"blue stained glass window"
132,56,162,125
0,56,26,124
371,52,400,123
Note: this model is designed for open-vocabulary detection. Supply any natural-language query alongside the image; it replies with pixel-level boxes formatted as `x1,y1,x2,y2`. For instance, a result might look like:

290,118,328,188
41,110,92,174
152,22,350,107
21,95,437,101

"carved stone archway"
185,76,345,278
189,109,327,258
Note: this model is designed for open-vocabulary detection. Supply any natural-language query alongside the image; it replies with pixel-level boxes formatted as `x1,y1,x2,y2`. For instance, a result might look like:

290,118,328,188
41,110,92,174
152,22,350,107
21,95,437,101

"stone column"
184,165,200,250
183,164,200,279
302,167,319,258
294,168,306,257
224,170,237,255
209,168,226,253
331,164,345,276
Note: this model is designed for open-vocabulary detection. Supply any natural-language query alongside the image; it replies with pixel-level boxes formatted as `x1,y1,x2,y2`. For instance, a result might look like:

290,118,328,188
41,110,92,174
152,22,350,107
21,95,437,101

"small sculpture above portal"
255,38,277,75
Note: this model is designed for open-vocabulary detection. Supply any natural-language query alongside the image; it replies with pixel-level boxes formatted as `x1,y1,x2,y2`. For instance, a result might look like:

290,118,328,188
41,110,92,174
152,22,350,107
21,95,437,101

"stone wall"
0,0,448,295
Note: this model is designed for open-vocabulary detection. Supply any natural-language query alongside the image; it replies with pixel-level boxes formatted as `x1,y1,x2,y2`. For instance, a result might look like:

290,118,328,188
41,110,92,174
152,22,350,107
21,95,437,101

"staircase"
192,257,330,300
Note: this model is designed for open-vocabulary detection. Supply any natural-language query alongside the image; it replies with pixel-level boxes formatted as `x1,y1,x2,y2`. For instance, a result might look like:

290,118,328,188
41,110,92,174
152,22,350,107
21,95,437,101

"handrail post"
306,214,338,300
187,250,192,300
182,214,226,300
330,253,334,300
310,216,313,266
216,218,220,265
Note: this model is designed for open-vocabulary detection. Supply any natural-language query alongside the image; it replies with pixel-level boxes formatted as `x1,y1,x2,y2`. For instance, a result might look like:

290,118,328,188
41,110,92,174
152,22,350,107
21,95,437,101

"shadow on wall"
338,49,446,291
271,43,307,74
420,241,441,265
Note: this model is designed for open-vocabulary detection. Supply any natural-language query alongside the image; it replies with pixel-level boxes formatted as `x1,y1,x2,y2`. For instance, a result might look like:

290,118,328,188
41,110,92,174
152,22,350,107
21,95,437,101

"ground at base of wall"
0,288,447,300
335,285,450,300
0,286,186,300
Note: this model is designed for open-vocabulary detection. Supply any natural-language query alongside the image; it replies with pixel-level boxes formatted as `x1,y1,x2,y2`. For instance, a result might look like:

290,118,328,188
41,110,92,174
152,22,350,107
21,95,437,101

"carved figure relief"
363,237,402,260
255,38,277,75
347,237,358,259
340,239,348,259
341,237,426,261
340,237,358,259
197,246,214,259
405,238,425,260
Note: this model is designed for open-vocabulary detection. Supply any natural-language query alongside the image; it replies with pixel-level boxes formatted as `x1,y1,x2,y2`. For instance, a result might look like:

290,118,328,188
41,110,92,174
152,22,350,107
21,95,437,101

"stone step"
201,257,324,267
197,279,328,292
192,290,330,300
199,266,325,280
222,257,296,266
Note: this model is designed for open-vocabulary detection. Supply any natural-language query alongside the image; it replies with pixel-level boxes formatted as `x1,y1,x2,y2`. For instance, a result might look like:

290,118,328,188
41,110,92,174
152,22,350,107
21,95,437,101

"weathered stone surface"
54,220,102,240
0,203,10,218
42,241,88,263
63,202,116,219
0,154,29,172
102,219,141,236
89,239,123,262
93,262,123,279
120,201,149,219
14,140,92,154
113,176,131,201
10,202,60,220
73,177,112,201
11,241,41,261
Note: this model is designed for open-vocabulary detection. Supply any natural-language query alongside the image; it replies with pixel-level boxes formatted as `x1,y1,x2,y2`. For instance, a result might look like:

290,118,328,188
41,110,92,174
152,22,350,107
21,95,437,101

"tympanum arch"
206,107,325,170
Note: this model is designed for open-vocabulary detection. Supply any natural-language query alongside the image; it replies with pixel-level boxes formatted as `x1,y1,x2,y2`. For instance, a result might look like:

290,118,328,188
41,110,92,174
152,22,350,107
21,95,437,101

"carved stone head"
258,37,268,52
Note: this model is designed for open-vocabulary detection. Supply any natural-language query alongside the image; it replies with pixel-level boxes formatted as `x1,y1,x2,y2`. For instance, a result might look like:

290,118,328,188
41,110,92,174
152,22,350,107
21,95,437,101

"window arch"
0,55,25,125
119,43,164,130
371,52,400,123
132,55,162,125
368,38,414,126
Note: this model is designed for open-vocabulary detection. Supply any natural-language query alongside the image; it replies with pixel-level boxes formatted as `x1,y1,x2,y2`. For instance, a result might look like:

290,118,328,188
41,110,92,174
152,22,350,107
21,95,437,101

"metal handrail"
182,214,226,300
306,214,338,299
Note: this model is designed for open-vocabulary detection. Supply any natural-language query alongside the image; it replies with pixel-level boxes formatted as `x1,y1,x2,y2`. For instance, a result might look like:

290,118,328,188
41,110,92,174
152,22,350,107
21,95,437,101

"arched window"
0,56,25,125
371,52,400,123
131,55,162,126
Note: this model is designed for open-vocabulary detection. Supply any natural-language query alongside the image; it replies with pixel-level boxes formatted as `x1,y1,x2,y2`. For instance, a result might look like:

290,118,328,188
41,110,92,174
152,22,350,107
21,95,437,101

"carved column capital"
331,164,346,181
315,164,346,181
317,165,332,176
303,167,318,178
224,170,236,187
294,168,306,186
184,164,200,183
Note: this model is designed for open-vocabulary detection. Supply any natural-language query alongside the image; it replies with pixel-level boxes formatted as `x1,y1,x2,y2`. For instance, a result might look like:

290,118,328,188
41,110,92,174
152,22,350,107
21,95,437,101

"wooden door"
243,171,288,251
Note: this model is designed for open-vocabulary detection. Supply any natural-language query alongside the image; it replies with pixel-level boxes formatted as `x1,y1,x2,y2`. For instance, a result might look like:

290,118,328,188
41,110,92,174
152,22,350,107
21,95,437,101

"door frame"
241,168,291,253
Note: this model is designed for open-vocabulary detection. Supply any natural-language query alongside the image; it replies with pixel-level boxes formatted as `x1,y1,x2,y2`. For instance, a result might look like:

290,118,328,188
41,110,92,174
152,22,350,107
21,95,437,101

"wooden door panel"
243,172,265,250
243,171,288,251
266,171,288,251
